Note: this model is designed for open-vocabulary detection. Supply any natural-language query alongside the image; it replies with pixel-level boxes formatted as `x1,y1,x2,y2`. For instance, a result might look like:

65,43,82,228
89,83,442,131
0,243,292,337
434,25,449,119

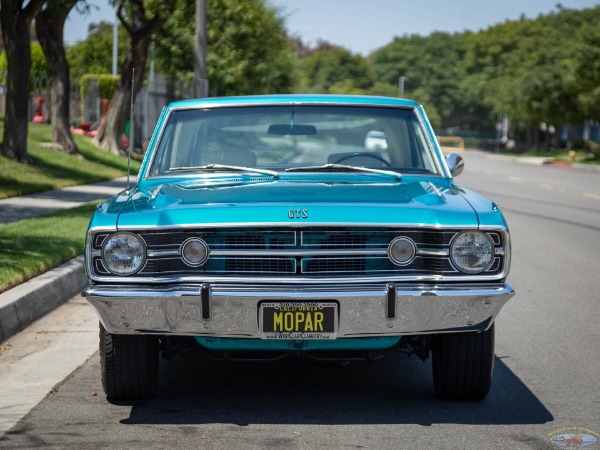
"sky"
64,0,600,55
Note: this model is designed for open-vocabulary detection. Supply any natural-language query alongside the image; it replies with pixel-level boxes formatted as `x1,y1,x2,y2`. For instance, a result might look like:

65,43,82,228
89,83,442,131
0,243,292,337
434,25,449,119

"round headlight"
388,237,416,266
450,231,494,274
102,232,146,275
181,238,209,266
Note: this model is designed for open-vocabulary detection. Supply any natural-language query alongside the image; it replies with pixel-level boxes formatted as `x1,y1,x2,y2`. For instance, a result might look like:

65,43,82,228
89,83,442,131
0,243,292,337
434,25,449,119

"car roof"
167,94,420,110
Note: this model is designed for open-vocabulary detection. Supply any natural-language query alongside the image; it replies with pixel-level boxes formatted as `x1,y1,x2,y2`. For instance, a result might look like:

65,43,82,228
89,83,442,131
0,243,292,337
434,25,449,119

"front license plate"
260,301,337,340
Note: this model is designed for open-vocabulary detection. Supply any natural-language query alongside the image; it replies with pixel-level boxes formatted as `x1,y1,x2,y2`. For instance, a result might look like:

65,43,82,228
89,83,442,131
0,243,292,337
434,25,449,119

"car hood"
109,177,482,228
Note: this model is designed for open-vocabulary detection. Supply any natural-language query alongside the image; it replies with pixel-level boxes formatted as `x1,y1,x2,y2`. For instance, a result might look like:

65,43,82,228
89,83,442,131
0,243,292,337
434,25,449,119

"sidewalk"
0,176,130,225
0,177,131,342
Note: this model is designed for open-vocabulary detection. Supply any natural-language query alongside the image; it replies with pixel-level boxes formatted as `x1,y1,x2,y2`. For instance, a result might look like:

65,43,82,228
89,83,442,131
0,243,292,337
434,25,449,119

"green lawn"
0,202,98,294
0,123,141,199
0,123,140,293
506,148,599,165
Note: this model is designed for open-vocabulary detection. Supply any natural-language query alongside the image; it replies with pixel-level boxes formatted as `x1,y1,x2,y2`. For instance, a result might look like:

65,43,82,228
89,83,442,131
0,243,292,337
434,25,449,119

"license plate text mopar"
261,302,337,338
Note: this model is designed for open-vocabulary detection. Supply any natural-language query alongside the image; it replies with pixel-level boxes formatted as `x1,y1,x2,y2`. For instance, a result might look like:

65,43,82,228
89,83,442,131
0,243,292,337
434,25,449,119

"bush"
80,74,120,100
587,140,600,157
0,43,49,89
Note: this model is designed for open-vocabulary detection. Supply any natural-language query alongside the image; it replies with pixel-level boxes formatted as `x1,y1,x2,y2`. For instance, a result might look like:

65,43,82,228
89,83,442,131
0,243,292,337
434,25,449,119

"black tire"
99,323,159,400
432,324,495,401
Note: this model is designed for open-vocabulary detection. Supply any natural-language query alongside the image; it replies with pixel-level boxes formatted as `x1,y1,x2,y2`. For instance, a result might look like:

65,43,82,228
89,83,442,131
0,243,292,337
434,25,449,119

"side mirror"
445,153,464,177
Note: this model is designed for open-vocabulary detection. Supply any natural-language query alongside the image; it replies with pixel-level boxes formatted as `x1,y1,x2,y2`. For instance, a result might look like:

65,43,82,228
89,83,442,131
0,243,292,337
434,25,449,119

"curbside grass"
0,202,98,294
0,123,141,200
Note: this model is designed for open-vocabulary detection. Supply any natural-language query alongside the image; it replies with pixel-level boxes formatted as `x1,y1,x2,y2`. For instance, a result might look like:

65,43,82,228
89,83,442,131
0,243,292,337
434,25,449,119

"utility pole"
112,13,118,76
399,76,406,97
194,0,209,98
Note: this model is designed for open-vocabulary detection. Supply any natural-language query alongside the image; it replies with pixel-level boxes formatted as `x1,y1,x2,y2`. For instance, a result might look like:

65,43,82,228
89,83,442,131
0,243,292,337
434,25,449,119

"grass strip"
510,148,599,163
0,123,141,199
0,202,98,294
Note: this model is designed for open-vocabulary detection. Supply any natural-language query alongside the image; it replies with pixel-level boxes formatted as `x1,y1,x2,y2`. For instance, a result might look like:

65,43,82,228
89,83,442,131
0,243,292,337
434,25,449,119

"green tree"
0,42,49,78
95,0,177,155
299,42,373,94
574,22,600,121
67,21,130,78
460,5,600,146
154,0,297,96
36,0,80,155
371,32,468,128
0,0,45,162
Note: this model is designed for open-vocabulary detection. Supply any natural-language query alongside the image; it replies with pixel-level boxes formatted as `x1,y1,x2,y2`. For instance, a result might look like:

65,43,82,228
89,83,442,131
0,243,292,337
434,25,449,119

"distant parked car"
364,130,388,151
83,95,514,401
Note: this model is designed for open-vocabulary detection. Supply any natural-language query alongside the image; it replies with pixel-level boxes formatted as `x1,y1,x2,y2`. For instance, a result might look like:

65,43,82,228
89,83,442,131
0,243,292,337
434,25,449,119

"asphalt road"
1,151,599,449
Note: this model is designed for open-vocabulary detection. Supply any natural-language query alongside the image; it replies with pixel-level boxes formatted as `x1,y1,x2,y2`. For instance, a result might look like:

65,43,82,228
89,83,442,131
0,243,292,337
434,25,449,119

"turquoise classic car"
82,95,514,401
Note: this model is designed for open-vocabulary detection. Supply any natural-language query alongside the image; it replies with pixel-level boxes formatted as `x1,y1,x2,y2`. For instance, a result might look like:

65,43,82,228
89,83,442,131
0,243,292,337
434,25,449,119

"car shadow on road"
120,351,553,427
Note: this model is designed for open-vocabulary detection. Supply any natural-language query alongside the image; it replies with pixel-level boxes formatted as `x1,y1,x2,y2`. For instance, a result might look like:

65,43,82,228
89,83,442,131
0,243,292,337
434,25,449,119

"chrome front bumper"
82,282,514,338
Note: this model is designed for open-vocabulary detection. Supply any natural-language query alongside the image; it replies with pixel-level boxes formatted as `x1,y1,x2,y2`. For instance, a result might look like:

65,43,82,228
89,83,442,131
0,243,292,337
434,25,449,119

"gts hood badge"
288,209,308,219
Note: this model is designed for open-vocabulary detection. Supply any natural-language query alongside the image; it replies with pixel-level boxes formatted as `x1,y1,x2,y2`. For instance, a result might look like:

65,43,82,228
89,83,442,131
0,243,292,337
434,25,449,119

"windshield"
148,105,439,177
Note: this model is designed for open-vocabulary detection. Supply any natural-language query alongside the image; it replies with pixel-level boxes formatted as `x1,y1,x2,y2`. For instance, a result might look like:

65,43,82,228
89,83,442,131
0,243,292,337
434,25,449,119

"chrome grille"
90,227,505,279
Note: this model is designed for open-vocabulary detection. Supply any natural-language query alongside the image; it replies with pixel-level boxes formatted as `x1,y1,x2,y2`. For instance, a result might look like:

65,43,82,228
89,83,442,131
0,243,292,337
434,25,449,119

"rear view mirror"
268,124,317,136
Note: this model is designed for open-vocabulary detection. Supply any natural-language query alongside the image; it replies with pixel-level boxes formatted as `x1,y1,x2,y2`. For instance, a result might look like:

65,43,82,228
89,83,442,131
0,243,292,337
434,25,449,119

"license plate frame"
259,301,338,340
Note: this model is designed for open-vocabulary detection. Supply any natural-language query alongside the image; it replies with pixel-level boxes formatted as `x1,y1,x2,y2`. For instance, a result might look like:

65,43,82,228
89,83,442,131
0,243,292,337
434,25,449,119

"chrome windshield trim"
142,102,446,181
414,107,447,177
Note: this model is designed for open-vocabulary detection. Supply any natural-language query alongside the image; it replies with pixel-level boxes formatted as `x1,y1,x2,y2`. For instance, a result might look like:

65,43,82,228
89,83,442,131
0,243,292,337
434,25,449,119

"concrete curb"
0,256,87,343
485,153,552,166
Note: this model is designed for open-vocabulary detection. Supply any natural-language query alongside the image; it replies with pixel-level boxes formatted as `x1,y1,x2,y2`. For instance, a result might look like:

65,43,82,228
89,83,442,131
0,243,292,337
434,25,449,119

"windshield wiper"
285,164,402,180
169,164,279,178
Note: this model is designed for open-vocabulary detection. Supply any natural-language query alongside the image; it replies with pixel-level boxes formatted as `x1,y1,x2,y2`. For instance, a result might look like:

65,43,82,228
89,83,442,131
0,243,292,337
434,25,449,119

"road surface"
1,150,598,449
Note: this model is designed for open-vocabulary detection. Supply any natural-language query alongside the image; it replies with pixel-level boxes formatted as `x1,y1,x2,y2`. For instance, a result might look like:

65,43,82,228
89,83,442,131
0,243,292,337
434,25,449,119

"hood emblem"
288,209,308,219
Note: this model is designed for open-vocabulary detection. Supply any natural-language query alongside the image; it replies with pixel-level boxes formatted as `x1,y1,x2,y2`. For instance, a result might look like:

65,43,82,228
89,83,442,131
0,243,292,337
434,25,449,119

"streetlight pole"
399,76,406,97
194,0,209,98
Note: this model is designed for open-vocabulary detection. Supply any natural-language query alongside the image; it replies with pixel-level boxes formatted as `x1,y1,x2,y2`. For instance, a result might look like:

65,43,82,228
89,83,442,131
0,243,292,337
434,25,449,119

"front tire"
100,323,159,400
432,324,495,401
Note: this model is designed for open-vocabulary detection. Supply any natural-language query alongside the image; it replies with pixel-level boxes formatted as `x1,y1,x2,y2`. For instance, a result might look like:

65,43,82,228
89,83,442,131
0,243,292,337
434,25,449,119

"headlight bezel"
101,231,147,276
449,230,495,274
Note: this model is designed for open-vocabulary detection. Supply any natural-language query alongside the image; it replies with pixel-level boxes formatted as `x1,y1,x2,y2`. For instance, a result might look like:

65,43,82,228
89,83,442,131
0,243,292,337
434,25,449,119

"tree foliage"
0,0,45,162
368,5,600,145
152,0,296,96
0,42,49,82
299,42,373,94
80,74,120,98
66,21,130,78
36,0,80,155
93,0,176,154
64,2,600,150
372,32,467,128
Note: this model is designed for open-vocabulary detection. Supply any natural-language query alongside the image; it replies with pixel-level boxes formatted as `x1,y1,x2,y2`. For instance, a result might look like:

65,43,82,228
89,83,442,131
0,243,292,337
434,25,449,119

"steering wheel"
332,152,392,167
